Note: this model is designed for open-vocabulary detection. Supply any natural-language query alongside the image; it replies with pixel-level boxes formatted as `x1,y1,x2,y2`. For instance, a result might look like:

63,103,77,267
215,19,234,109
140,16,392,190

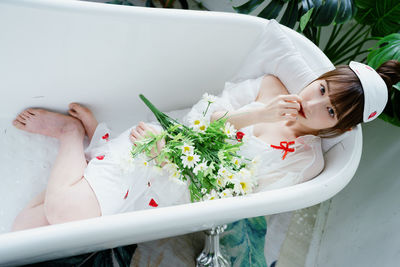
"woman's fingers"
130,128,141,139
280,108,298,121
132,122,166,155
279,95,302,110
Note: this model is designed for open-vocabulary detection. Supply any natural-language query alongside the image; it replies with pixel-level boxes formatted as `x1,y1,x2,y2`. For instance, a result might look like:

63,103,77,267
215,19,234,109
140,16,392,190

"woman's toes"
16,115,26,123
68,109,78,118
22,111,32,118
26,109,36,116
13,119,25,129
69,103,81,111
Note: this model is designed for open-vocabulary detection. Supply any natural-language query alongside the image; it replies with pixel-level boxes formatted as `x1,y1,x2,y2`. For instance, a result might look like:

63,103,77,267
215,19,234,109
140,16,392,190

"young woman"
11,60,400,231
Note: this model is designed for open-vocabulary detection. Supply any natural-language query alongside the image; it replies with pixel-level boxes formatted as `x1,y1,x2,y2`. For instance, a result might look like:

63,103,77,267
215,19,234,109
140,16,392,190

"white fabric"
230,19,318,94
349,61,388,122
84,76,324,216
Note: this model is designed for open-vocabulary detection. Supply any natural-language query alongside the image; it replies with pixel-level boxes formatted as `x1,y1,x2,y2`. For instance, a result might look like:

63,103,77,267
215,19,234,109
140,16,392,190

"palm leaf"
312,0,338,26
367,33,400,127
232,0,265,14
280,0,299,28
335,0,356,24
220,216,267,267
258,0,286,20
355,0,400,37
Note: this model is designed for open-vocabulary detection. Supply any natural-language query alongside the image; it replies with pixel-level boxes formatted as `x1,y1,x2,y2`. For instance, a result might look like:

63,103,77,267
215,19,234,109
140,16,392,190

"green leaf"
335,0,356,24
258,0,285,20
232,0,265,14
367,33,400,128
367,33,400,68
220,216,267,267
354,0,400,37
312,0,339,26
300,7,314,31
105,0,134,6
113,244,138,267
280,0,299,28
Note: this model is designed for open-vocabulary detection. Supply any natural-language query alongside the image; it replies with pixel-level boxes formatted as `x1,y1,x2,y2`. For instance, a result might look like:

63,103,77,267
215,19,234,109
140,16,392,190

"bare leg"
11,190,49,231
12,108,101,227
68,103,98,143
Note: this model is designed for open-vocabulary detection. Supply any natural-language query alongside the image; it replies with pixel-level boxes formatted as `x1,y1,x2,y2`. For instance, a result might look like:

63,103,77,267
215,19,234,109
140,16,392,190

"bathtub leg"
196,225,230,267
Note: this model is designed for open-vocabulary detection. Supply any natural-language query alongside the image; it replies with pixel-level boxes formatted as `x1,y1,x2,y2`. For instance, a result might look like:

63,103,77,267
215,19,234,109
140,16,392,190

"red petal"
96,155,105,160
149,198,158,207
236,131,245,142
102,133,109,140
368,111,377,119
123,190,129,200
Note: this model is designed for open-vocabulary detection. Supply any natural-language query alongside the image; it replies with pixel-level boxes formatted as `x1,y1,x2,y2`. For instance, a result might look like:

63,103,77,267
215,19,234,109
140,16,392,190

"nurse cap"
349,61,388,123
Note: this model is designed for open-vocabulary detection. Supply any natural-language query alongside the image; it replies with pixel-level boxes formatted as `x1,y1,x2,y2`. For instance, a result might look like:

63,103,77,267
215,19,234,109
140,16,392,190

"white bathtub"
0,0,362,265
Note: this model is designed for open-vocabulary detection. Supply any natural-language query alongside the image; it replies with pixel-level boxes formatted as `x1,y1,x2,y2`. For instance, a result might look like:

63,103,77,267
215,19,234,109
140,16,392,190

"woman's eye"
327,107,335,117
320,85,326,95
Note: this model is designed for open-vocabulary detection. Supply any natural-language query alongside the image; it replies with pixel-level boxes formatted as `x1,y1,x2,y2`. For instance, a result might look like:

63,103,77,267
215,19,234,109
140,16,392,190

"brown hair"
314,60,400,138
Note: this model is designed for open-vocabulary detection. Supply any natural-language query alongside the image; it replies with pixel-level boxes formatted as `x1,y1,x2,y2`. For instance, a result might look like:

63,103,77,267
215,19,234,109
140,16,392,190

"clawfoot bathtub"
0,0,362,265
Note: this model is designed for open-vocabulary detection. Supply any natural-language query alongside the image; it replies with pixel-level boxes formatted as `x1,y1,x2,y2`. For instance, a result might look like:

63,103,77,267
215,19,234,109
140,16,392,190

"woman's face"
297,79,339,131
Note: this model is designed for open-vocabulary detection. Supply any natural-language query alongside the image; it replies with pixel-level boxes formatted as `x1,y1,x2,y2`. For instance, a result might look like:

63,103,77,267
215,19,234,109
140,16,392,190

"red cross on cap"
368,111,377,119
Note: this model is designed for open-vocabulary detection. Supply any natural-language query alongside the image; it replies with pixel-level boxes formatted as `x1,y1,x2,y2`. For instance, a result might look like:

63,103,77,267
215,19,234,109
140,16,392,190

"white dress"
83,75,324,216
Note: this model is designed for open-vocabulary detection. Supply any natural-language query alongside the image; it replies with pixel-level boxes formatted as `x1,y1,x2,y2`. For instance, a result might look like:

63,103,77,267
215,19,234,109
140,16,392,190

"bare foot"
68,103,98,142
13,108,84,139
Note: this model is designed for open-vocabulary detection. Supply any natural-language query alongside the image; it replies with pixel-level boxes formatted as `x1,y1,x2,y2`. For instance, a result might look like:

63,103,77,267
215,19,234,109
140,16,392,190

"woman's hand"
130,122,166,162
258,94,302,122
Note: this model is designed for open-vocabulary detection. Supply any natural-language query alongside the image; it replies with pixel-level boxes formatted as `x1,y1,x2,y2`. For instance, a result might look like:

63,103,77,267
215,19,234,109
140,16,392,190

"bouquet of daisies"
131,93,259,202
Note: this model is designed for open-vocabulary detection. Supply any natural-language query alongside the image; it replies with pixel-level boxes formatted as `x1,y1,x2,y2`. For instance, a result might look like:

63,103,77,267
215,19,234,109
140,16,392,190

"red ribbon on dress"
270,141,295,160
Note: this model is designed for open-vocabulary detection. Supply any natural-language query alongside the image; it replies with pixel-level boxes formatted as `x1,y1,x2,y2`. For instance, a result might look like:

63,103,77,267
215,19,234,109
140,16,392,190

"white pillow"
228,19,346,153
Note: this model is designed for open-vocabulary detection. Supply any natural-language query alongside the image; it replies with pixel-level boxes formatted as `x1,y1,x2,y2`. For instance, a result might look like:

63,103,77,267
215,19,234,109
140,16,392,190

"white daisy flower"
239,179,255,194
225,171,235,181
181,153,200,169
193,160,208,175
203,189,219,201
168,170,187,186
224,122,236,138
191,118,202,128
201,188,208,194
202,93,217,103
219,188,233,198
169,169,182,180
191,118,209,133
251,155,261,166
233,179,244,195
197,121,208,133
136,153,150,168
218,165,228,177
238,168,252,180
231,157,241,167
216,176,227,187
163,161,178,174
180,143,194,155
